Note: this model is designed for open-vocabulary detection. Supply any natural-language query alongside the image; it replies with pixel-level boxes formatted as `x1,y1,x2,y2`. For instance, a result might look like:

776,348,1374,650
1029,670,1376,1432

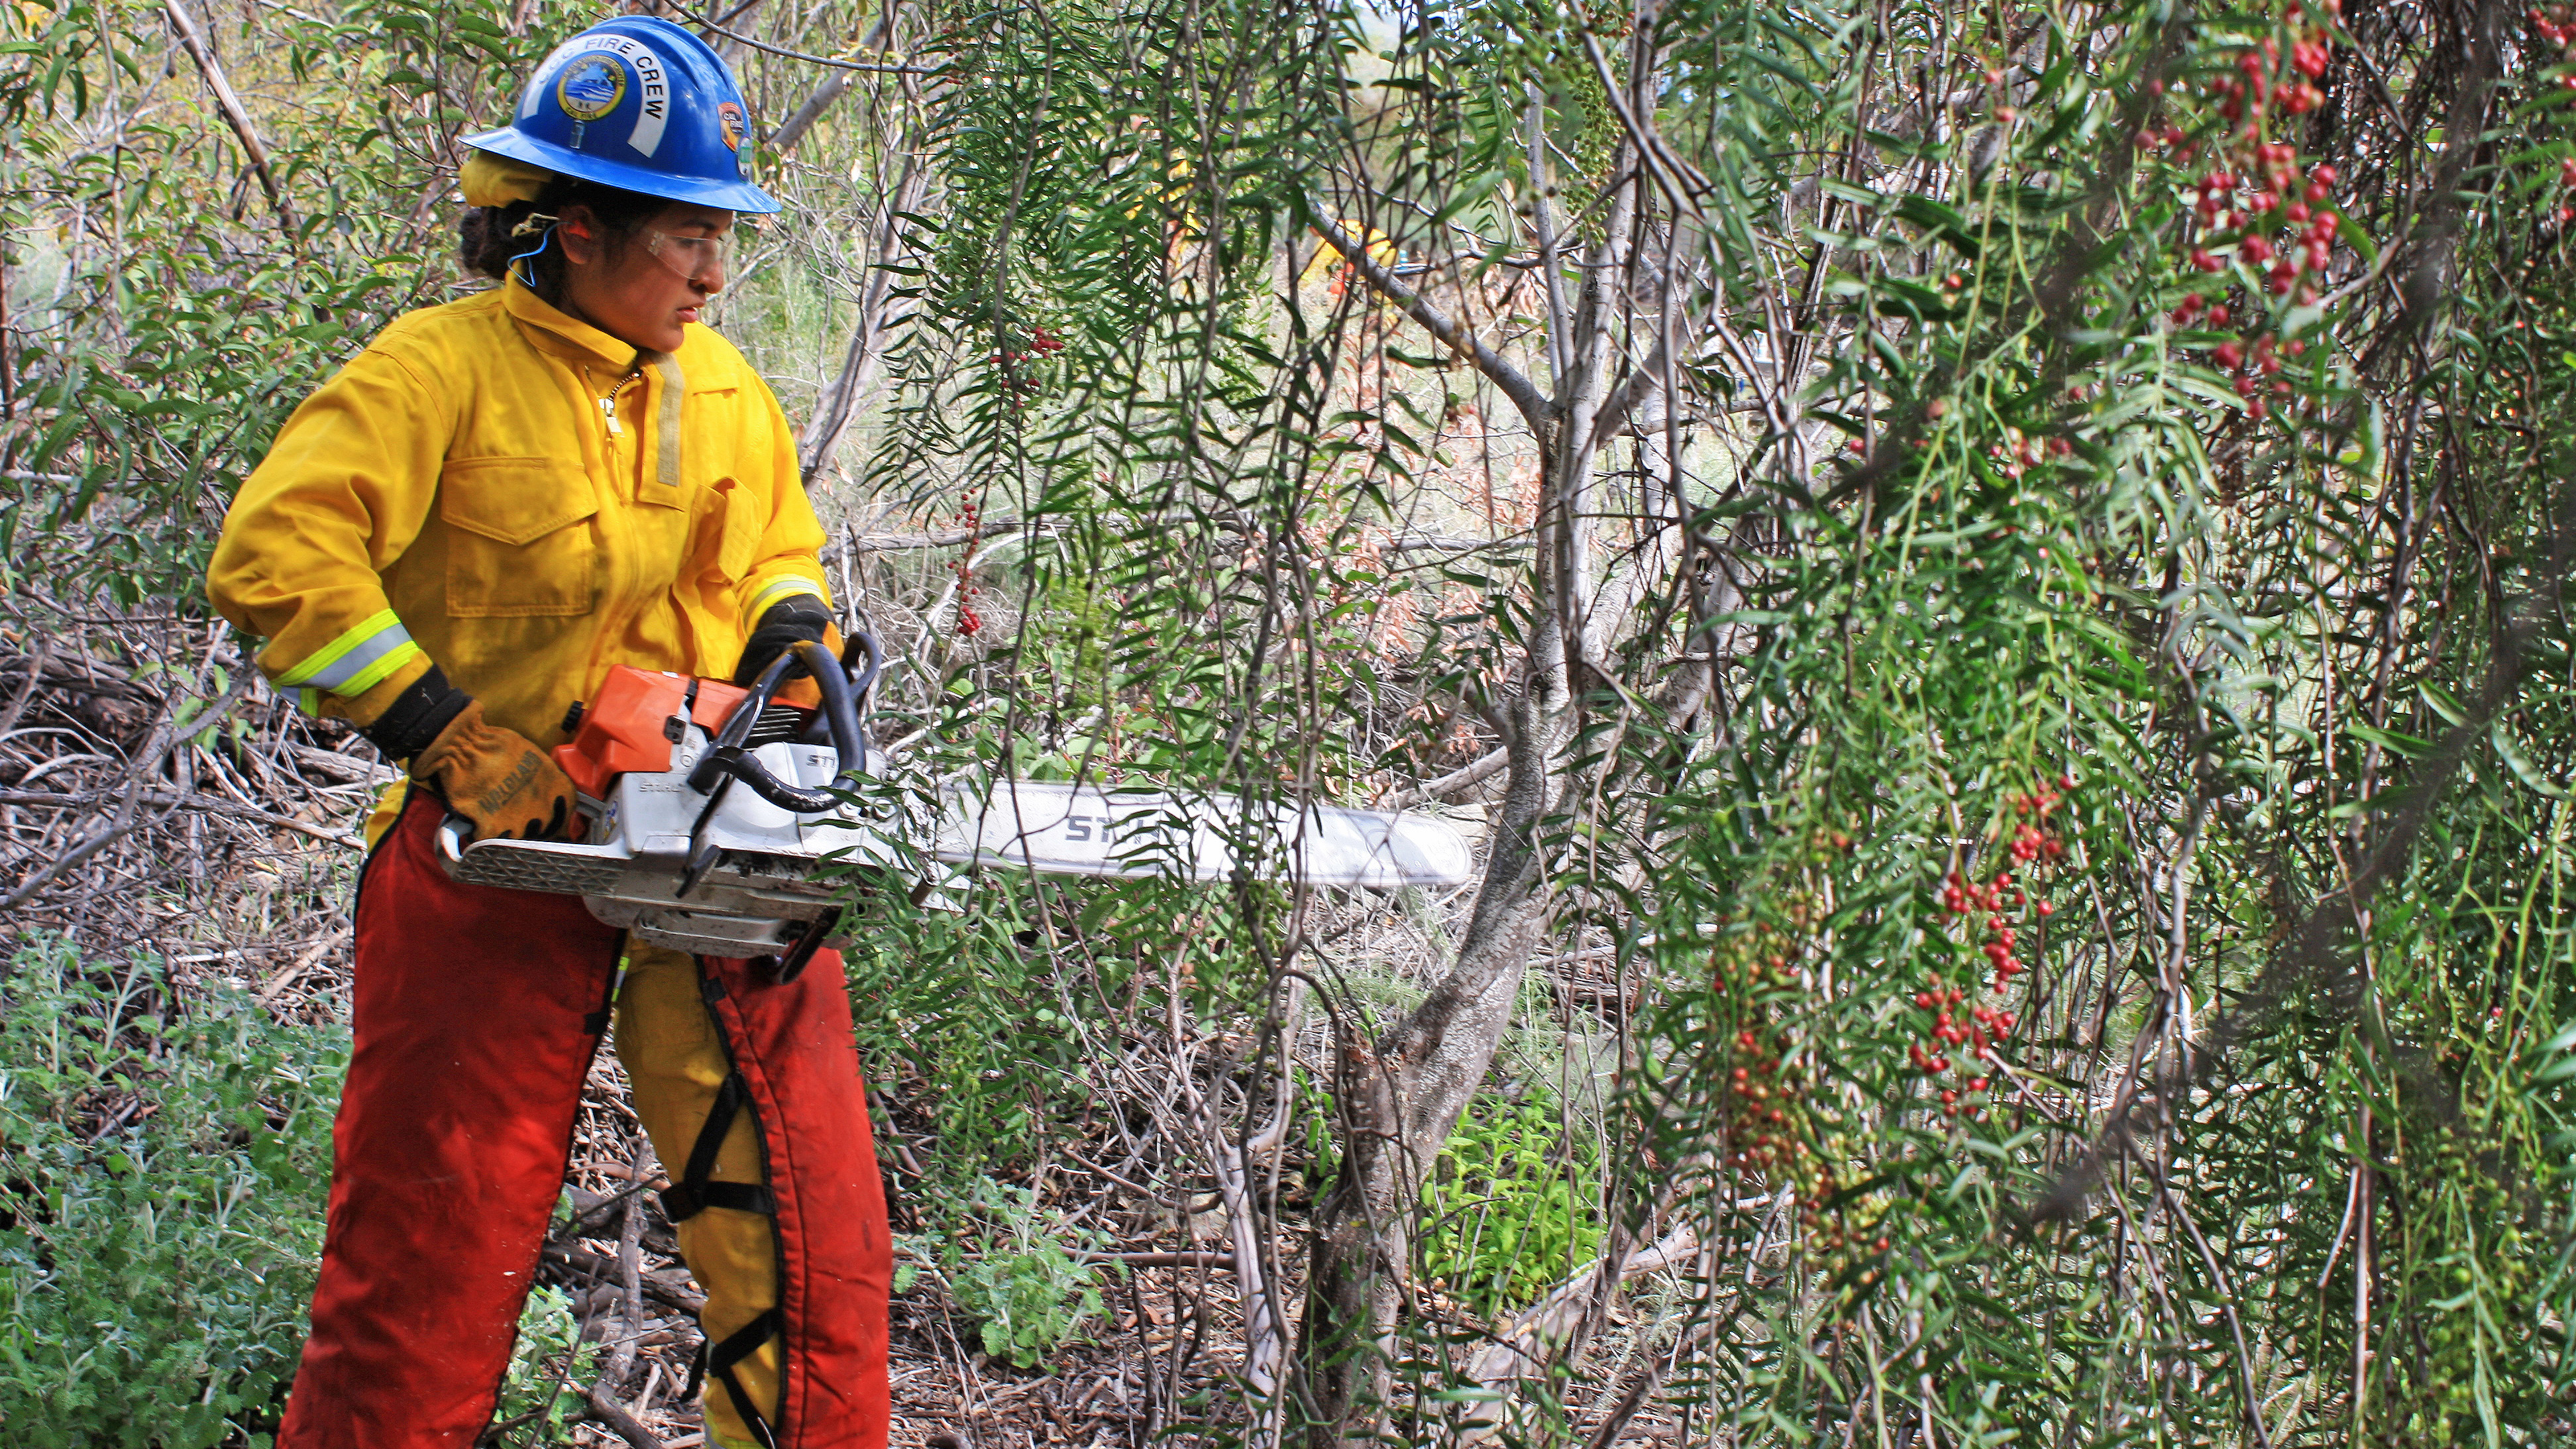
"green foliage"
1421,1094,1602,1319
929,1177,1104,1368
492,1285,600,1440
0,0,603,606
839,877,1085,1159
0,939,343,1448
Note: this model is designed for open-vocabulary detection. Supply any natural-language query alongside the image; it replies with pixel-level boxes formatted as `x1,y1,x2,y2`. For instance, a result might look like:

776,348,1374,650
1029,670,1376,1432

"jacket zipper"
576,362,647,724
600,370,641,437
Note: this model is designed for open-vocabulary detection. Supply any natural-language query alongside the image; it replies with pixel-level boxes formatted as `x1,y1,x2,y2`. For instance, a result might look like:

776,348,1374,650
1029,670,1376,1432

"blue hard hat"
462,16,779,215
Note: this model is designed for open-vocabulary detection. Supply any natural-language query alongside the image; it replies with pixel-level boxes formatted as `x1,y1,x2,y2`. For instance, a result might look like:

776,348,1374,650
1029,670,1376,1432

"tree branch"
1381,747,1508,810
582,1384,664,1449
763,12,892,155
164,0,296,231
2025,475,2576,1225
1307,209,1555,438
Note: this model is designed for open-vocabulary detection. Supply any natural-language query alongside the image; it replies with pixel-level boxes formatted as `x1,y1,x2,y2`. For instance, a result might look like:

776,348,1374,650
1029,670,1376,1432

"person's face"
556,201,735,354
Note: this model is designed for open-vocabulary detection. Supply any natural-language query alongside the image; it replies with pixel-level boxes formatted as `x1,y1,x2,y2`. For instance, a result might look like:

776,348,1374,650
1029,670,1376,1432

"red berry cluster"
1984,426,2073,480
987,326,1063,406
953,496,984,637
2003,778,2072,868
1707,921,1821,1181
2173,292,2320,422
2180,150,2340,299
1911,775,2079,1119
2540,7,2576,218
2137,8,2335,142
1723,1024,1803,1173
2131,11,2351,425
1748,1051,1870,1260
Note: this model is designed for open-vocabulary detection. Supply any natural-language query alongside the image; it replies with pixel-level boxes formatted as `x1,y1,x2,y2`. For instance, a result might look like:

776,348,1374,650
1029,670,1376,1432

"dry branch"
1455,1223,1701,1442
1381,747,1507,809
1308,211,1554,437
164,0,297,230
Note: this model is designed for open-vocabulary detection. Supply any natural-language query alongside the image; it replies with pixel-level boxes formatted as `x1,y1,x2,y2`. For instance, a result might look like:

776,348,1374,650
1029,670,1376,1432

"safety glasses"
645,228,733,286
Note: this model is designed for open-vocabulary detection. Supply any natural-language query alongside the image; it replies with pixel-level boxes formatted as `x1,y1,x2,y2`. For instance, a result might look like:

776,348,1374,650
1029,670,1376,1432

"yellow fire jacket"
209,278,832,757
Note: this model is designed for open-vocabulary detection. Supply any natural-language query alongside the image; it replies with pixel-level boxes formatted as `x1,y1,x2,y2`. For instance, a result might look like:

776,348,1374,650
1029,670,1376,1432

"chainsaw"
438,635,1474,975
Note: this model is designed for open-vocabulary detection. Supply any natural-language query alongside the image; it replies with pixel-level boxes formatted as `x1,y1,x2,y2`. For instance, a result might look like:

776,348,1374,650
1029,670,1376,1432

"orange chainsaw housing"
554,665,758,799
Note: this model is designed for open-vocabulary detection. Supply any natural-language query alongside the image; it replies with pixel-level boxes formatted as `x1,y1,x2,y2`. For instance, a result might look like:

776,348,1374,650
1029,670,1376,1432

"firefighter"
207,18,888,1449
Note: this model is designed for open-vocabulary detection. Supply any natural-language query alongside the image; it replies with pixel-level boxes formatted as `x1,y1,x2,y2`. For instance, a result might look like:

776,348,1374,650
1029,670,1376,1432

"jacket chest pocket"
686,475,763,584
437,456,599,617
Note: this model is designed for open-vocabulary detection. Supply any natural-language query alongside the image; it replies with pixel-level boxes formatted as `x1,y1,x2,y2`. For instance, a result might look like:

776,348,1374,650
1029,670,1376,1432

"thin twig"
164,0,297,229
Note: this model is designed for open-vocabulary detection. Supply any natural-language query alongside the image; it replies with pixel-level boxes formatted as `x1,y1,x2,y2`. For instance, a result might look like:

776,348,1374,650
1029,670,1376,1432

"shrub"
0,939,344,1447
490,1285,599,1442
933,1178,1104,1368
1420,1094,1602,1320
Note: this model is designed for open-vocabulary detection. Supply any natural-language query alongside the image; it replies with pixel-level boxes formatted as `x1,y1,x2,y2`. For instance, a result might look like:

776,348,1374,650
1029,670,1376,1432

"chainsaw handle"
685,637,867,814
798,631,883,765
434,792,606,857
842,629,885,710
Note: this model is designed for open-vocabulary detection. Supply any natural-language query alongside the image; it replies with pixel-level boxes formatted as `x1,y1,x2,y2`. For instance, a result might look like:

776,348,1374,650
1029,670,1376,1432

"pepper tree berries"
2152,9,2350,430
2537,7,2576,216
2533,4,2575,50
1712,910,1864,1261
1918,773,2081,1118
987,325,1061,409
953,496,984,637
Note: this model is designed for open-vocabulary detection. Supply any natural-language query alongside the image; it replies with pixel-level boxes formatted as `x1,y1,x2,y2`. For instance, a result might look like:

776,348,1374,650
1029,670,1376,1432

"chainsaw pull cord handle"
686,637,867,814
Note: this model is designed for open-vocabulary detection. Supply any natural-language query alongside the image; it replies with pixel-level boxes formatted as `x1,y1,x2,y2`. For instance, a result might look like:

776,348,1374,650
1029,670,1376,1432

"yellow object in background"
1301,219,1398,286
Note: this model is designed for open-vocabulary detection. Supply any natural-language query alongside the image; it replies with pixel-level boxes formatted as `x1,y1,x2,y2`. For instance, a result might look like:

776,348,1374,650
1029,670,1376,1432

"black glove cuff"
360,665,471,761
733,596,832,686
758,595,832,631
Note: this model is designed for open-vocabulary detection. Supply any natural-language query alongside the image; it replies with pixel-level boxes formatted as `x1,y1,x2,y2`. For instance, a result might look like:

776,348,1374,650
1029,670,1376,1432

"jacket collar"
503,276,643,374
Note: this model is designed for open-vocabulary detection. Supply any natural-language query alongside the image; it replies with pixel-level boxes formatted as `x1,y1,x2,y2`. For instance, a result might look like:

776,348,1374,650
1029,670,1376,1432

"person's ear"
557,206,601,268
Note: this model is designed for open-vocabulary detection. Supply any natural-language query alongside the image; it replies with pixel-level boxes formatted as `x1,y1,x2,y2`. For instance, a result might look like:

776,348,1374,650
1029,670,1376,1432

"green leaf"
2490,721,2567,798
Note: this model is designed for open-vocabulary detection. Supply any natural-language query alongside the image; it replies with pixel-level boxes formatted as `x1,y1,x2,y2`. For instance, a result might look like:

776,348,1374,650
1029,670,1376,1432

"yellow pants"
615,943,780,1449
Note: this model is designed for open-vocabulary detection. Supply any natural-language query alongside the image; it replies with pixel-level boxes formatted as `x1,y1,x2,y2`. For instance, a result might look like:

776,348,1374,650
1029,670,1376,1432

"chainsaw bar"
941,778,1474,888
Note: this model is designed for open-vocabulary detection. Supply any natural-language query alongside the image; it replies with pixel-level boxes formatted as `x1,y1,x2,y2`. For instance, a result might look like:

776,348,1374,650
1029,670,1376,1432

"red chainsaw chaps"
277,792,890,1449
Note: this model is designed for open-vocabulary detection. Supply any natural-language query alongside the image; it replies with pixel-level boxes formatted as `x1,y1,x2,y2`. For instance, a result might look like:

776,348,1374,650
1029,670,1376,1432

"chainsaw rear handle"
434,791,605,861
685,634,878,814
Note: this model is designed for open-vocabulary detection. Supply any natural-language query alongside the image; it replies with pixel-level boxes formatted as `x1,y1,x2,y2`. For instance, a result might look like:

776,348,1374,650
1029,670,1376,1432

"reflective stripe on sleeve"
746,575,826,619
275,608,425,698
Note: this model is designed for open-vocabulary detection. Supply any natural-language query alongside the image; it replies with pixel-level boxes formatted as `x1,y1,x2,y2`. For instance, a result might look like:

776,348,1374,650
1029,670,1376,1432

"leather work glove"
352,663,574,843
408,698,578,843
734,595,833,686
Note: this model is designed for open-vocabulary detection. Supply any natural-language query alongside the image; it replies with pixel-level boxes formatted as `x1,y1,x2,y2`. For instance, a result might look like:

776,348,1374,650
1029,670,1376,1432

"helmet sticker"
623,40,669,158
555,54,627,121
519,36,586,119
717,101,747,153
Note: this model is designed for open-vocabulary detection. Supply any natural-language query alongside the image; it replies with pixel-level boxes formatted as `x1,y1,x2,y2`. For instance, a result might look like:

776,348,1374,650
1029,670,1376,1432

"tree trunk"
1296,654,1566,1448
1295,140,1640,1447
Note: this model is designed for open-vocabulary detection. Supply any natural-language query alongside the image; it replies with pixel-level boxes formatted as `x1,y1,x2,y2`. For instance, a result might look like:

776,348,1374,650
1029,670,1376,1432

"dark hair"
458,175,669,299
